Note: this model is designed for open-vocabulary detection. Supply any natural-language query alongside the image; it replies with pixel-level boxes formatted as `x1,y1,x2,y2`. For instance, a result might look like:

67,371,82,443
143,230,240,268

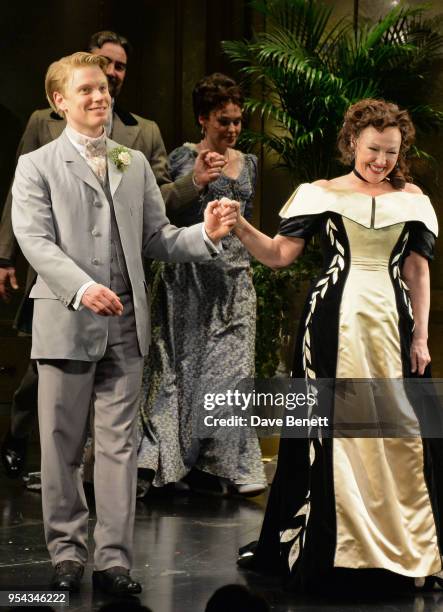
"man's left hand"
203,198,240,243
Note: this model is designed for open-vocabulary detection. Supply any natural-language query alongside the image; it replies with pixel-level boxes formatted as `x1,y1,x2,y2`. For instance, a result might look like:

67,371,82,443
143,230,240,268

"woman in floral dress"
137,74,266,496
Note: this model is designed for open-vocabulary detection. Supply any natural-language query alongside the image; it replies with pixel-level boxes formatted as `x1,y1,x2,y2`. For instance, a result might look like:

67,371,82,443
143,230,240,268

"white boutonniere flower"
109,146,132,171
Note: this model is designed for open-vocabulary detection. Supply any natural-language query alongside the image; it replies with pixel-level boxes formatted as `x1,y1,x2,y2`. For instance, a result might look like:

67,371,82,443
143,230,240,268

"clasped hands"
193,149,227,187
203,197,240,244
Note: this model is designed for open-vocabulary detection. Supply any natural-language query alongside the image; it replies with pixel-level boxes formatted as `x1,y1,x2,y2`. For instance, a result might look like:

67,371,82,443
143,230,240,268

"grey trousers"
37,297,143,570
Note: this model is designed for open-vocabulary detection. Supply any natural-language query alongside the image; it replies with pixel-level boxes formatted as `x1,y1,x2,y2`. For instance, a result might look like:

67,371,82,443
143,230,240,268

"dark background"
0,0,255,207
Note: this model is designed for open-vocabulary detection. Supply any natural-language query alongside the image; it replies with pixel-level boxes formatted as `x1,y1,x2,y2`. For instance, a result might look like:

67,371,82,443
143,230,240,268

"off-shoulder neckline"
303,182,429,200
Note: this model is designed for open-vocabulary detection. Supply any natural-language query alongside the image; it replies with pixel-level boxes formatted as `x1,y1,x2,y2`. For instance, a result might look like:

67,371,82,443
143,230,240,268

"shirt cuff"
201,225,223,254
72,281,96,310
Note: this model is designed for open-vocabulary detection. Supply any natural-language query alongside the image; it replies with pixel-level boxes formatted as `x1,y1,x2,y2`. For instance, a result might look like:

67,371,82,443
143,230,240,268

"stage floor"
2,468,443,612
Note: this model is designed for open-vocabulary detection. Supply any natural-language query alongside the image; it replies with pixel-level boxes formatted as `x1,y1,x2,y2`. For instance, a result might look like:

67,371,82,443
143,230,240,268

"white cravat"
65,125,107,183
84,140,107,183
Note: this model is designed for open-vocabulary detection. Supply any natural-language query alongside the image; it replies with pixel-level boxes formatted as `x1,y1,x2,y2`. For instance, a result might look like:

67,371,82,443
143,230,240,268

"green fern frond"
409,145,437,165
243,98,302,133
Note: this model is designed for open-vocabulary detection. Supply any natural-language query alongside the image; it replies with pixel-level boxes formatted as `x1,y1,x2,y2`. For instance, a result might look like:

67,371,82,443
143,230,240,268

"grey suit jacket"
11,131,211,361
0,107,198,300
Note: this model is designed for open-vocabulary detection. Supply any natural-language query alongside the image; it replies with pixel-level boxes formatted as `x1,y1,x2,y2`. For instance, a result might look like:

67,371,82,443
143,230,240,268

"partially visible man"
11,51,235,593
0,30,224,477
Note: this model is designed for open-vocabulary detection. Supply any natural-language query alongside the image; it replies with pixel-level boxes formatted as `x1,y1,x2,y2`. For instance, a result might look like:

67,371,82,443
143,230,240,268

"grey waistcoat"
102,173,131,295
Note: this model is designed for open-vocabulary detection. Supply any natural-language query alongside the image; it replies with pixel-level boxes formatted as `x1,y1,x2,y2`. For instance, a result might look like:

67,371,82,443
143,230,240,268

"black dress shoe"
51,560,84,592
1,430,27,478
92,566,142,595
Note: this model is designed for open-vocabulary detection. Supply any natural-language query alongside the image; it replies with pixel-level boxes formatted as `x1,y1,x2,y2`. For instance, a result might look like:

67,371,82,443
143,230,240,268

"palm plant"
223,0,443,184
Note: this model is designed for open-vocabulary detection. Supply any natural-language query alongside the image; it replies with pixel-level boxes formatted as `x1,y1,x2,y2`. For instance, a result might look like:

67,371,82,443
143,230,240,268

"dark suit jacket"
0,106,198,329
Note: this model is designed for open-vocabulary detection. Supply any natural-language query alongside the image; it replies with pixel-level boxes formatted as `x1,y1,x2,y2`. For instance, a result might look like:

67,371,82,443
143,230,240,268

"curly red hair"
337,99,416,189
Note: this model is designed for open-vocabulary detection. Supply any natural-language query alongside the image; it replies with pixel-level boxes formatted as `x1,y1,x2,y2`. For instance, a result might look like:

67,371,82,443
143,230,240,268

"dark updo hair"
337,98,416,190
192,73,244,125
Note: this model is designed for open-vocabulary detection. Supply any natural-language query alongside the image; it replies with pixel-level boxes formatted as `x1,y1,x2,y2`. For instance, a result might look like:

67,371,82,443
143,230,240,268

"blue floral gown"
137,144,266,488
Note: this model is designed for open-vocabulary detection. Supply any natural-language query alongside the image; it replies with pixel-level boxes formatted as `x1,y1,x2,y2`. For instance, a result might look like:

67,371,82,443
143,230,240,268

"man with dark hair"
88,30,131,98
89,30,132,55
0,30,224,477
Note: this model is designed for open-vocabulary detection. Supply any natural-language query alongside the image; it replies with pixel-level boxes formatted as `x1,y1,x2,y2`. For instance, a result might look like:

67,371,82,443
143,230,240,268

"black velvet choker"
353,167,386,184
353,167,369,183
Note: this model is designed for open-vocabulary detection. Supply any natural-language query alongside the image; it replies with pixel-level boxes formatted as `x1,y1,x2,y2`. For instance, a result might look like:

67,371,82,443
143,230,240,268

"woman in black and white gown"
229,99,442,591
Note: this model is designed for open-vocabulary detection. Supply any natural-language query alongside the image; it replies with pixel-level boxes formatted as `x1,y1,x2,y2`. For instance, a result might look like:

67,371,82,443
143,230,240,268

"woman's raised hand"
193,149,226,188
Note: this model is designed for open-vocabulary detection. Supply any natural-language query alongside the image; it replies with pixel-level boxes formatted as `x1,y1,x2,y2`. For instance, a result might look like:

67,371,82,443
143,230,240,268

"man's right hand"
0,267,18,302
81,284,123,316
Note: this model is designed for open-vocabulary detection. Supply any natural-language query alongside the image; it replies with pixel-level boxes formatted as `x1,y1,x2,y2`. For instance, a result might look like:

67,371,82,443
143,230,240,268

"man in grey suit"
11,51,234,594
0,30,223,476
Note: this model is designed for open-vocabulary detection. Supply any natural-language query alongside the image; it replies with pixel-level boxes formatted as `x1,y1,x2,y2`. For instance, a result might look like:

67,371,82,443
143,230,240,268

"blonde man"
0,30,225,480
11,52,235,594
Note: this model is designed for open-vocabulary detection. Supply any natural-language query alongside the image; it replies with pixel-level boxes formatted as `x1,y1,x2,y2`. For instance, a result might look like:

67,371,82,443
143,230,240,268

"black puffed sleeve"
278,214,322,247
404,221,436,262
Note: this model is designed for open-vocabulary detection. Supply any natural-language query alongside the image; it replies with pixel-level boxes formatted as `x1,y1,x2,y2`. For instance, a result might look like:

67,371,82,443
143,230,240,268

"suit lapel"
59,131,103,194
106,139,124,197
111,112,140,148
